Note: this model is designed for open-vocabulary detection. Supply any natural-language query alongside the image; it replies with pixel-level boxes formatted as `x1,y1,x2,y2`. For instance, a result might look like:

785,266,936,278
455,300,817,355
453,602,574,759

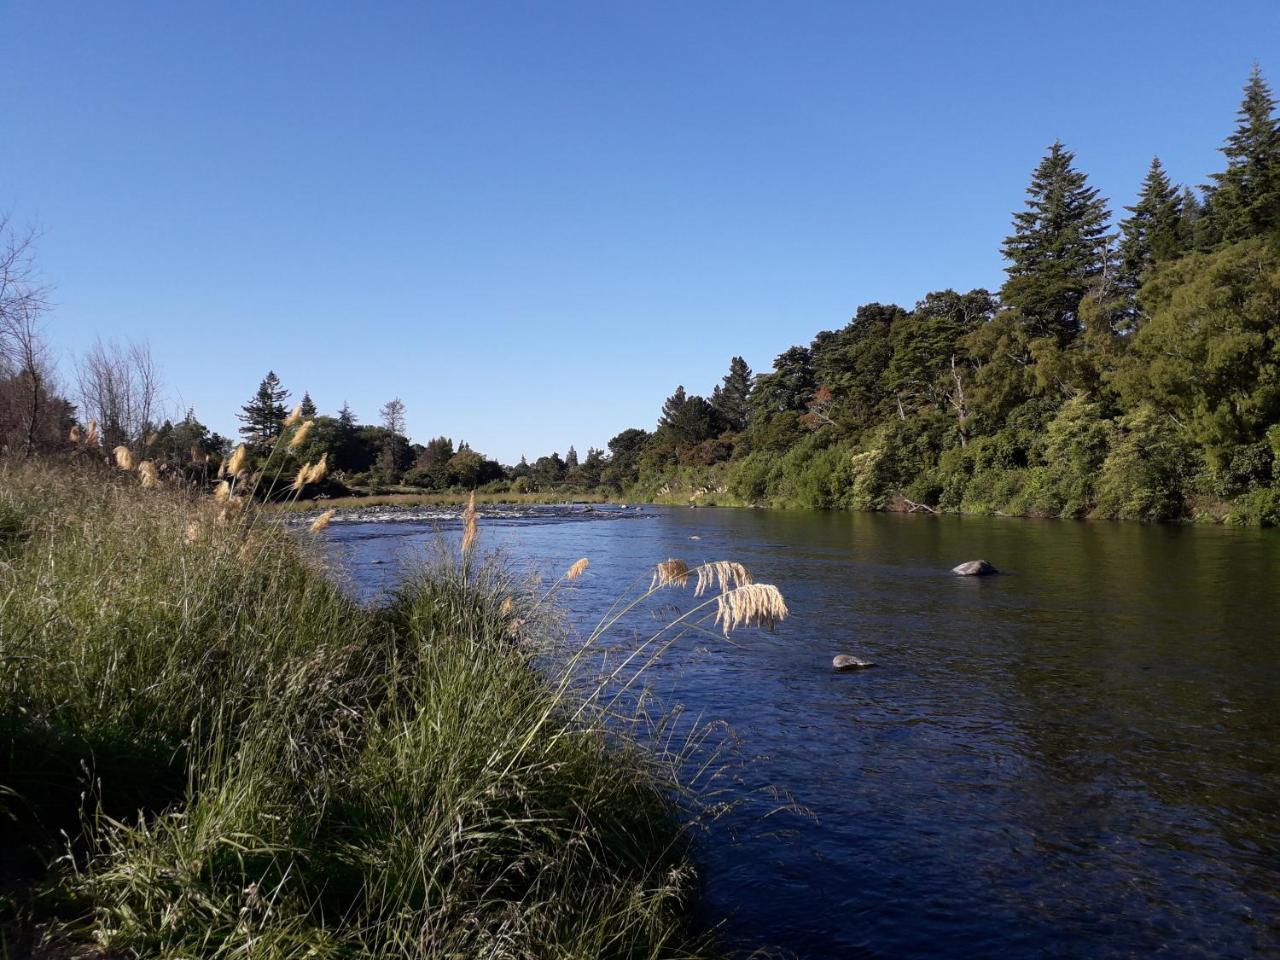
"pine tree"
1203,66,1280,243
565,445,579,469
710,356,753,430
299,391,317,417
238,371,289,450
658,386,688,428
1116,157,1184,325
1001,141,1113,345
337,401,357,430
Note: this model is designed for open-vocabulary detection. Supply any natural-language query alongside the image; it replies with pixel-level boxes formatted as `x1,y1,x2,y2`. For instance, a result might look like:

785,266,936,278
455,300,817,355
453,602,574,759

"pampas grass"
213,480,231,503
695,560,753,597
287,419,313,451
68,425,82,444
138,460,159,489
308,508,335,533
0,461,724,960
226,444,248,478
113,445,134,471
713,582,789,635
283,403,303,428
566,557,589,581
460,491,478,555
652,558,691,589
86,419,99,446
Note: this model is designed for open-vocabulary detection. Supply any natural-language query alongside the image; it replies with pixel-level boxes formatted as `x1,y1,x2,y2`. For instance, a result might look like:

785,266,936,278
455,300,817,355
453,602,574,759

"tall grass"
0,460,786,959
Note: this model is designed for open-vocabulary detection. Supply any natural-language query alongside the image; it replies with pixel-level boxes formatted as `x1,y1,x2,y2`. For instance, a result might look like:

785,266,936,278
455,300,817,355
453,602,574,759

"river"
312,503,1280,959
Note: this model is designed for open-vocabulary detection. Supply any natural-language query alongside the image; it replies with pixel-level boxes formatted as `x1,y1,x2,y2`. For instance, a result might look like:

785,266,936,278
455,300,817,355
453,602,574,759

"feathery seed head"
308,453,328,485
138,461,159,488
713,583,789,636
69,425,82,443
86,420,99,445
213,480,232,503
694,560,753,597
461,492,478,554
288,419,314,450
652,558,692,590
190,443,208,465
309,508,336,533
113,445,135,470
226,445,248,477
283,404,303,428
566,557,590,581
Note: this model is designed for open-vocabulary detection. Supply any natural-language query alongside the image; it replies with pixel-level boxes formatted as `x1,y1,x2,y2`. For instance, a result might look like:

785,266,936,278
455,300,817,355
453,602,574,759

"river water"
315,504,1280,959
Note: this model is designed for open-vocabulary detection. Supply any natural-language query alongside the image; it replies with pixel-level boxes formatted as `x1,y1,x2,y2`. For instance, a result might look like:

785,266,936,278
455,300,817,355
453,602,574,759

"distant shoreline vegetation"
3,69,1279,525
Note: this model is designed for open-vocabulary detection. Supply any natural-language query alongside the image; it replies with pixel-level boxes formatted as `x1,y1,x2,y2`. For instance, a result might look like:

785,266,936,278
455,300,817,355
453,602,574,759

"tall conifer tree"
1001,142,1113,345
1116,157,1184,326
1203,66,1280,243
710,356,753,431
238,371,289,450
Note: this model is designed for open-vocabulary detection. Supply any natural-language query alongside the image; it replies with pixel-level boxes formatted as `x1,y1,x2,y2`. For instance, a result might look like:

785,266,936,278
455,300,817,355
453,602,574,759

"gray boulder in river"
952,559,998,576
833,654,876,671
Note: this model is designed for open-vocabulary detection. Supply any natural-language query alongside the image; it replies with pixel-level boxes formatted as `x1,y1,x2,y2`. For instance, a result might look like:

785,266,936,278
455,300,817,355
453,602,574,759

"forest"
3,68,1279,524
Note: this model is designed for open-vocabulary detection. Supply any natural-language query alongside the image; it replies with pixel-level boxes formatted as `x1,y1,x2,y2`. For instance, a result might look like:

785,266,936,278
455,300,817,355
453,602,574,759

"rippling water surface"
311,504,1280,959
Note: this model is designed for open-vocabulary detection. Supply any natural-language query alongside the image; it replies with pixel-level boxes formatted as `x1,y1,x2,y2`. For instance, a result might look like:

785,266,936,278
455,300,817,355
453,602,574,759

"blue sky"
3,1,1278,462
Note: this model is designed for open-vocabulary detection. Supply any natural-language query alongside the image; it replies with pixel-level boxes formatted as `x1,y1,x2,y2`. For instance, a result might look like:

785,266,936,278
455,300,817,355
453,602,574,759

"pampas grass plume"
713,583,789,636
461,492,478,555
213,480,231,503
566,557,589,581
113,446,135,471
86,420,99,445
69,425,82,443
138,461,159,488
309,508,336,533
226,445,248,477
283,404,303,428
651,558,691,590
288,419,314,451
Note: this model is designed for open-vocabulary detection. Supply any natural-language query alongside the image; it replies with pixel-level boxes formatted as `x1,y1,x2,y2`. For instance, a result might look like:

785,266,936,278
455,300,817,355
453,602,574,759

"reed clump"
0,461,731,959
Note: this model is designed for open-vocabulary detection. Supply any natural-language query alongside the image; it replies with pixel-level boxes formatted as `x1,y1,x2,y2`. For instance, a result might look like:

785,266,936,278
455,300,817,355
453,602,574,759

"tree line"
3,67,1278,521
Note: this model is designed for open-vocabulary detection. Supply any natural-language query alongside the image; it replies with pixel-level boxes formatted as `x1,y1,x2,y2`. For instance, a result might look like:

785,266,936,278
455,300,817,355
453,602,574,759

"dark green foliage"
1117,157,1185,327
238,371,290,450
710,356,753,430
1203,66,1280,244
1001,141,1113,345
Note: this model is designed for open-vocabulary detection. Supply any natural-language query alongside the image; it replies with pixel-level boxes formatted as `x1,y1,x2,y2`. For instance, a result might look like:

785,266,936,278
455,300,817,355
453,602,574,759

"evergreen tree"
710,356,753,431
750,347,815,416
238,371,289,450
337,401,357,430
299,391,317,417
1117,158,1184,312
565,445,579,469
1203,66,1280,243
1001,141,1113,345
658,386,688,428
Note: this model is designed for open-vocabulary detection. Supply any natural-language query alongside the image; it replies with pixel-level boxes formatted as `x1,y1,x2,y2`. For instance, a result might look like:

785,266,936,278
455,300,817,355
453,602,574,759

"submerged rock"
952,559,998,576
833,654,876,672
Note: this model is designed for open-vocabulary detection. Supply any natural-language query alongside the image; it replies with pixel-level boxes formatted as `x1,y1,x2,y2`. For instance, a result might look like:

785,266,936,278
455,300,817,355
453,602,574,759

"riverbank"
0,462,719,958
271,489,612,513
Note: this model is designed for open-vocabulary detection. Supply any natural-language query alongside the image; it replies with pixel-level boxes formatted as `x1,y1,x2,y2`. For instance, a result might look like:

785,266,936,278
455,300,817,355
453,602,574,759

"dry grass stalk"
113,446,135,471
694,560,753,597
283,404,303,428
226,445,248,477
461,492,478,554
651,558,691,590
566,557,589,581
713,583,789,636
309,509,336,533
213,480,231,503
85,420,99,445
138,461,159,488
288,419,314,451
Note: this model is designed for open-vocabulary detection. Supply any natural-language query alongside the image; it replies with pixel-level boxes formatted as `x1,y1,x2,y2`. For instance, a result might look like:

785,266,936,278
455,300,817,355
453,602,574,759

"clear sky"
4,1,1278,462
